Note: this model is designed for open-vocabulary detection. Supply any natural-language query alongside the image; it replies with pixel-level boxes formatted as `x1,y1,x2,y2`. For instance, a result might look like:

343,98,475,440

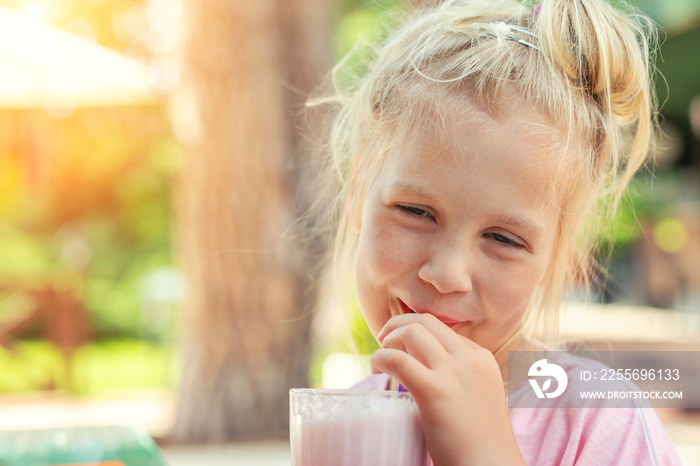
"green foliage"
0,339,175,394
0,227,55,282
0,340,63,392
596,170,684,260
332,0,406,91
348,301,380,355
72,339,176,393
0,107,178,339
0,0,179,342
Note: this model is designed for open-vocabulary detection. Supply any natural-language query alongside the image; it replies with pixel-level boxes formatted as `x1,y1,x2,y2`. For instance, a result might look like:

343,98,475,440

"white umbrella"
0,5,157,109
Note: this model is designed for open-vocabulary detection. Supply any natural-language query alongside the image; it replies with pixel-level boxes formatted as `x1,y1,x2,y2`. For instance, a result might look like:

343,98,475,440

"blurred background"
0,0,698,464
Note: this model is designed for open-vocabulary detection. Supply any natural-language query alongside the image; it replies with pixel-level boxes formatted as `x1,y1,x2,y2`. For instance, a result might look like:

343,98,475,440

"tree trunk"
171,0,330,442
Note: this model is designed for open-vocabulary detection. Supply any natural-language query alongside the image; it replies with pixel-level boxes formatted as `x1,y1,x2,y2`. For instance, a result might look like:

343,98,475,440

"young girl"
319,0,682,464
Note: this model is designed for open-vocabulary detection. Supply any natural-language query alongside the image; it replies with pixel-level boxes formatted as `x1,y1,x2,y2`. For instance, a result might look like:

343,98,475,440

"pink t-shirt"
352,353,682,465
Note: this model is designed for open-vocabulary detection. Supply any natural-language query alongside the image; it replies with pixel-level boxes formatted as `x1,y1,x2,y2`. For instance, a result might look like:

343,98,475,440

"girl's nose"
417,250,473,294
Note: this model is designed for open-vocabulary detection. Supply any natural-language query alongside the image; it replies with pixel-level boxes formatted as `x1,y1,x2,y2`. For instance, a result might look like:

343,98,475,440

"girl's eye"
486,232,526,249
395,204,435,221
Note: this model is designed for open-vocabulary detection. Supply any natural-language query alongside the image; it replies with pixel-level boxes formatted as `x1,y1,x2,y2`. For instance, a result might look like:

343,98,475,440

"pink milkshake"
290,388,428,466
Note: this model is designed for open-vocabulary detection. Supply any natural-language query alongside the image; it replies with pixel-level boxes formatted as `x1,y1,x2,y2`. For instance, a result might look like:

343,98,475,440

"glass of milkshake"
289,388,428,466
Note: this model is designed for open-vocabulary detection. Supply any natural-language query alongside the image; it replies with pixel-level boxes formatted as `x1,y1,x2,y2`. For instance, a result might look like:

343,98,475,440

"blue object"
0,425,167,466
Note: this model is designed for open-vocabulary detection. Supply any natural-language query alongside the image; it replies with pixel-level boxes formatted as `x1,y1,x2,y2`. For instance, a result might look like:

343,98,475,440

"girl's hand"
371,313,525,466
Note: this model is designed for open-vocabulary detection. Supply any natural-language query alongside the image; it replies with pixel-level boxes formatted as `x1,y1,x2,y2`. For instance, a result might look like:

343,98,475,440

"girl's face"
355,102,561,354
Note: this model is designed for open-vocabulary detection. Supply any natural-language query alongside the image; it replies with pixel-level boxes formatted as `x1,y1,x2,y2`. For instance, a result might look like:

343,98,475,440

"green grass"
0,339,177,395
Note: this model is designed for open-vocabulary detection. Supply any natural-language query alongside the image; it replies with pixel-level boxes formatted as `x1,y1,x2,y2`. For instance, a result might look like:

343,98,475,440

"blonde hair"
315,0,658,352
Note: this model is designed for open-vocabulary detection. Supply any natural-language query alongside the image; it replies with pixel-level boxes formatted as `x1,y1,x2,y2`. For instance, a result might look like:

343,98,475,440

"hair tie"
532,4,542,15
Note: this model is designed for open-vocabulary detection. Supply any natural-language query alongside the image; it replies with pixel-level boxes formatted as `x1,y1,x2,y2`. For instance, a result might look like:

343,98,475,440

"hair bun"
538,0,655,122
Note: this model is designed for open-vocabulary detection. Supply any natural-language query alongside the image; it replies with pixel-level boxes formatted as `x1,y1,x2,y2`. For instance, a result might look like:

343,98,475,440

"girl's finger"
378,312,480,354
370,347,434,394
380,320,447,370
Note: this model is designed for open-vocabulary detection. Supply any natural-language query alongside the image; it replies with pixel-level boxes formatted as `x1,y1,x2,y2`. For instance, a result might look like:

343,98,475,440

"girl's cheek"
364,223,416,278
484,260,544,309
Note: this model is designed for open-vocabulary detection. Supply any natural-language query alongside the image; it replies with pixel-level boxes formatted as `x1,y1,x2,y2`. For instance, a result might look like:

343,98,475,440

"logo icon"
528,359,568,399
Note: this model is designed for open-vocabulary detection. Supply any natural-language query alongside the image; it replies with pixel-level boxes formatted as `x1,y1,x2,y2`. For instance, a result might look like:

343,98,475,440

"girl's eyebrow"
387,181,438,203
498,216,545,239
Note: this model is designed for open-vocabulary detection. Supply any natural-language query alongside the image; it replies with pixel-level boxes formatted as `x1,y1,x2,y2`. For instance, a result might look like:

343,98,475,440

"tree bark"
171,0,330,441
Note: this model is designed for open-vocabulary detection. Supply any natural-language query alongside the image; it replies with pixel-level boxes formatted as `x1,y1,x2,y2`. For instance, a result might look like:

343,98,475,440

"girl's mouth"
398,299,416,315
398,299,464,329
